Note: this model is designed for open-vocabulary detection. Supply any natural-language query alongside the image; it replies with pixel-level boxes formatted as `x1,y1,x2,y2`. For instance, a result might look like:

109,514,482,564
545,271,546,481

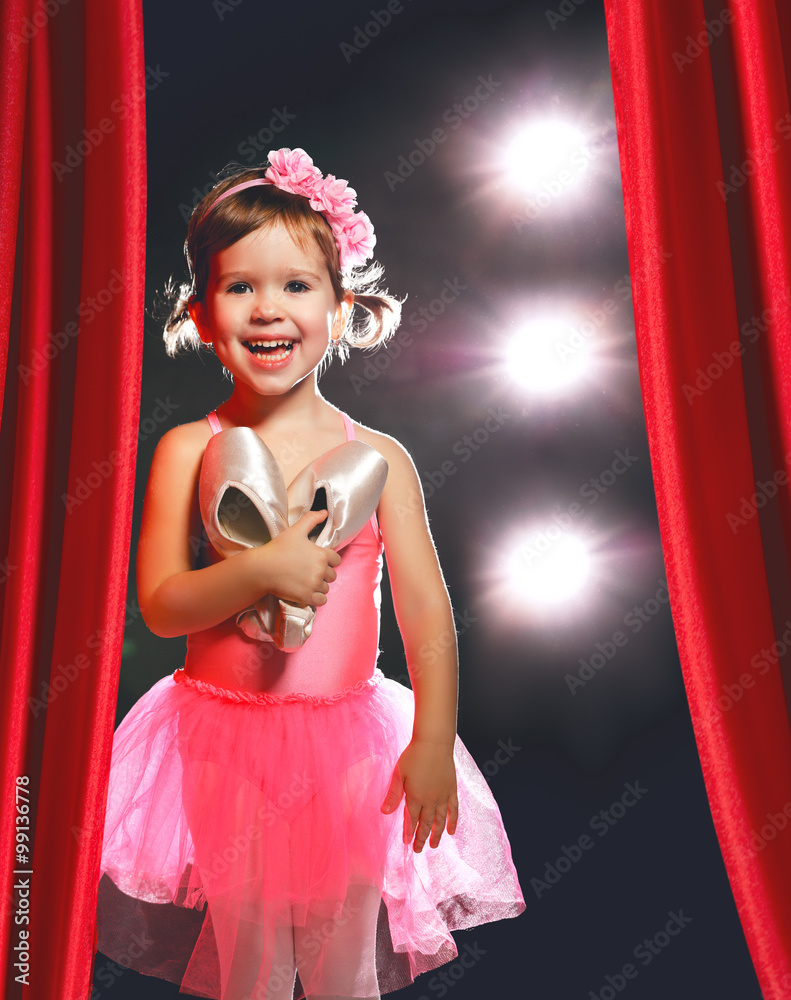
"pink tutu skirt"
97,668,525,999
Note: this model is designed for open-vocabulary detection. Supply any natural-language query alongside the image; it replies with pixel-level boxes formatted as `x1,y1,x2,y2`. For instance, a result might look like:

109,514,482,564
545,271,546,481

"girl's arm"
375,436,459,853
137,425,339,638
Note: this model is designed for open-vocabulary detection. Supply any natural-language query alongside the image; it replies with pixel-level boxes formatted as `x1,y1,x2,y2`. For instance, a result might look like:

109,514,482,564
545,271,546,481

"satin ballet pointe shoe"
199,427,288,557
286,441,389,551
257,442,388,644
237,442,387,648
199,427,312,651
237,595,317,649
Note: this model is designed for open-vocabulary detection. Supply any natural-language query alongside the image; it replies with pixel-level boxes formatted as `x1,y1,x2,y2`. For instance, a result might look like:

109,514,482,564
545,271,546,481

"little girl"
96,147,524,1000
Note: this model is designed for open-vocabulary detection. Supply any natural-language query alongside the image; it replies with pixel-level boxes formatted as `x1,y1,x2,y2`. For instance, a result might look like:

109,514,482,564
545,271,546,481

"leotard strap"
340,410,355,442
206,411,222,435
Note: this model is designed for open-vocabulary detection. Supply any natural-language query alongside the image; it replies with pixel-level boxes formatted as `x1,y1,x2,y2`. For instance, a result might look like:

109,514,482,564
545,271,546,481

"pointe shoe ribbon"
199,427,388,651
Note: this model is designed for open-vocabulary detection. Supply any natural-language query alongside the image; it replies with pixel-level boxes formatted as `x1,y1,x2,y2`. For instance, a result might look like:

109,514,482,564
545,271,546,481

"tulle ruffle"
98,668,525,999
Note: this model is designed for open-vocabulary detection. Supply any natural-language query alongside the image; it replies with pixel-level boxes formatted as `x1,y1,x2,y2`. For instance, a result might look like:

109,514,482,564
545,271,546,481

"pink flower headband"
206,148,376,272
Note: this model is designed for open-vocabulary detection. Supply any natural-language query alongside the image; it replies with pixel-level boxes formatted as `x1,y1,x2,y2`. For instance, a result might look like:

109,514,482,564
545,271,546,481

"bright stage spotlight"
504,119,589,196
506,528,592,609
507,316,592,395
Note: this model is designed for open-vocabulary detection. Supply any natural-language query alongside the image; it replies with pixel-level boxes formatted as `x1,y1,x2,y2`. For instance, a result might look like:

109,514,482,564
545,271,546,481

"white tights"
218,883,382,1000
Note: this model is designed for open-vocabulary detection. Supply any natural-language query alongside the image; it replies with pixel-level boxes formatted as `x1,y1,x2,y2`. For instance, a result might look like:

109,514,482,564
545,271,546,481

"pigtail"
161,276,203,356
336,260,404,361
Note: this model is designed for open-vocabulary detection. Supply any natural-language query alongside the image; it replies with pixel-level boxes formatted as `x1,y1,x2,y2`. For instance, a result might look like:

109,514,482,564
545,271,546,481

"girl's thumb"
298,508,328,532
381,768,404,813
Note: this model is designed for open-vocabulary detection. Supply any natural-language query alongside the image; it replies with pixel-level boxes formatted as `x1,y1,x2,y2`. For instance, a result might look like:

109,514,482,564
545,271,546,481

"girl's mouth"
243,339,295,363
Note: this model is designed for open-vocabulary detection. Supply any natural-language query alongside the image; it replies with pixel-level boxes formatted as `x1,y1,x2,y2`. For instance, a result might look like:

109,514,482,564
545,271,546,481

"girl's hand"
257,509,341,606
381,739,458,852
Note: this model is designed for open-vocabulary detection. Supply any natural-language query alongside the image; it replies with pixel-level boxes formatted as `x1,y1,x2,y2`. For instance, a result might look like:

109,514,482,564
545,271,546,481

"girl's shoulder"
348,416,420,490
149,416,214,476
351,417,413,467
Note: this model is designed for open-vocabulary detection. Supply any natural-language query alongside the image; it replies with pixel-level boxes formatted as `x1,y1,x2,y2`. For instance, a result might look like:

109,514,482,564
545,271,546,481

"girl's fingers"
447,795,459,836
402,806,413,845
404,798,423,846
412,807,436,853
380,767,404,815
428,808,446,849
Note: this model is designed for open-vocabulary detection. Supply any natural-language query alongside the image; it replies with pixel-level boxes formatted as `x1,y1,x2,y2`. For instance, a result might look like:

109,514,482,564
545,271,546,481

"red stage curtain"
604,0,791,995
0,0,145,997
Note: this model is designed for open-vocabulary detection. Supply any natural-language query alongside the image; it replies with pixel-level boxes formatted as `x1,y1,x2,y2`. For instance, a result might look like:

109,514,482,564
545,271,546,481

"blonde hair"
164,167,402,362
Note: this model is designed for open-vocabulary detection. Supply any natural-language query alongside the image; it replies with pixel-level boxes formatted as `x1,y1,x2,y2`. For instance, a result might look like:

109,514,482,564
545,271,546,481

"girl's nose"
251,293,282,322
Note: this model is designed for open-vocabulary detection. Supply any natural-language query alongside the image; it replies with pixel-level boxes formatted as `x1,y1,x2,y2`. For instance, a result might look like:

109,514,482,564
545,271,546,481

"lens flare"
505,529,591,608
504,119,589,196
507,317,592,394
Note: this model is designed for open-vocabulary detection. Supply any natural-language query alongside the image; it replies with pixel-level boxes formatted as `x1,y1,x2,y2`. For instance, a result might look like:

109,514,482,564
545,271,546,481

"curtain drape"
603,0,791,995
0,0,145,997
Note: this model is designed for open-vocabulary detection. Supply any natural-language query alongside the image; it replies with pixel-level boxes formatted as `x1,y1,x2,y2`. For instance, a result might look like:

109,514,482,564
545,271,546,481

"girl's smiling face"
189,221,351,396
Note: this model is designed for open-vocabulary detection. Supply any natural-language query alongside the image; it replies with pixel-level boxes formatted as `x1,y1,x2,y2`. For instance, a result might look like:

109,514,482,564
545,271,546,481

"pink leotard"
184,411,385,697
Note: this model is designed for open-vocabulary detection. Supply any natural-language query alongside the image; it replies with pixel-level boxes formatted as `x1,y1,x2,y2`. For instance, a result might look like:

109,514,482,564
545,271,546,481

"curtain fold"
0,0,33,415
603,0,791,995
0,1,145,997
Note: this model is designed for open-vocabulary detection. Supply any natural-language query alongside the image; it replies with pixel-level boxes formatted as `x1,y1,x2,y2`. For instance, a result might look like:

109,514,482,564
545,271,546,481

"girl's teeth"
245,339,294,361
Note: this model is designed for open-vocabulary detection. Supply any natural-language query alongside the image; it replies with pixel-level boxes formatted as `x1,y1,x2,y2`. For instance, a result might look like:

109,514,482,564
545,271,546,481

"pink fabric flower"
264,148,322,198
309,175,358,217
337,212,376,269
208,148,376,272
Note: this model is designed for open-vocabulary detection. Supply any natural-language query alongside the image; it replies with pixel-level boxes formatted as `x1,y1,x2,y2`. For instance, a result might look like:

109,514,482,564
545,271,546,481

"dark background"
96,1,763,997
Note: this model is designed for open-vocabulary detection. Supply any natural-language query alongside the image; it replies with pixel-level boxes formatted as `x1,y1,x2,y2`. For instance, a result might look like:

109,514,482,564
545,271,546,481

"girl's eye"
227,282,251,294
286,280,309,294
